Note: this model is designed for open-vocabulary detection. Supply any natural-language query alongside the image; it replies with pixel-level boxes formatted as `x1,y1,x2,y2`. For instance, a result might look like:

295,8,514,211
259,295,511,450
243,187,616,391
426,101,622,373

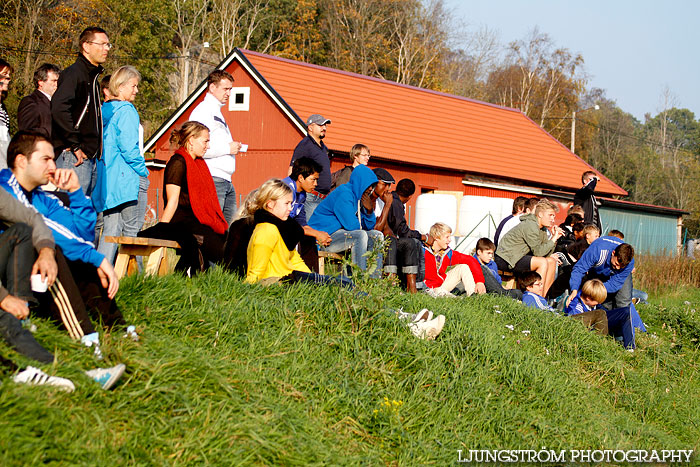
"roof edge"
241,49,523,115
144,48,307,153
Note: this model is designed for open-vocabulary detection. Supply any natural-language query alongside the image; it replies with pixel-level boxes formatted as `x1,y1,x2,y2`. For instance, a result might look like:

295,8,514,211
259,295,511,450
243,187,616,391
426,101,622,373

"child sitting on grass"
244,178,446,340
566,279,636,350
518,271,555,311
423,222,486,298
473,238,521,299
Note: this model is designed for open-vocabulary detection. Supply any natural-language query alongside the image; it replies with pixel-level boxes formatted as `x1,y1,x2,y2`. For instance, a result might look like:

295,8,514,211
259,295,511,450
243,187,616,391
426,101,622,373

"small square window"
228,87,250,111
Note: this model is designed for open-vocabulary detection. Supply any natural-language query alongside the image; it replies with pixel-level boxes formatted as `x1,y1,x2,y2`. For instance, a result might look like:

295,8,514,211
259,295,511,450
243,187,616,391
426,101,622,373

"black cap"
373,168,395,184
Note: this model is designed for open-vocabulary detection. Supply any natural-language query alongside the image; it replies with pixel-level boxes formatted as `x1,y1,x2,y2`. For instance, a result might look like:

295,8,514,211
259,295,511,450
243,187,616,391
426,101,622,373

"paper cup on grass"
31,274,48,293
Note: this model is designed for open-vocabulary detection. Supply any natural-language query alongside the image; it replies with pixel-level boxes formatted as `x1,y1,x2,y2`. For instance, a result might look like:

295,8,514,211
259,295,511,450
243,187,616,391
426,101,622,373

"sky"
445,0,700,122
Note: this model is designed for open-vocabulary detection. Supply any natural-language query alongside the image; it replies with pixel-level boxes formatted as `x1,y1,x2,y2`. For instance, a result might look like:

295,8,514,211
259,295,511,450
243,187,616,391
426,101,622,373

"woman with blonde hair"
138,121,227,275
94,65,150,263
243,178,352,287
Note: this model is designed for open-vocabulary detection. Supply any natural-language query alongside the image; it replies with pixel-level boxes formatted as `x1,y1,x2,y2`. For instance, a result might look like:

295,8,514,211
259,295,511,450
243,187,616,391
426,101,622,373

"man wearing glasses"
52,27,111,197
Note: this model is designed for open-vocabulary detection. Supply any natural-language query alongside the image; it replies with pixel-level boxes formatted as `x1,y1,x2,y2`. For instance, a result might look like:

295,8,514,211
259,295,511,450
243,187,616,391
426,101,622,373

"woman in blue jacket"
93,66,150,263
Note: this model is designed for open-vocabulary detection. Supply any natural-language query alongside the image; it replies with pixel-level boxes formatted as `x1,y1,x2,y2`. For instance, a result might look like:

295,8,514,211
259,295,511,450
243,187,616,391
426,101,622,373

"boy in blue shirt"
566,278,636,349
518,271,555,311
473,237,521,299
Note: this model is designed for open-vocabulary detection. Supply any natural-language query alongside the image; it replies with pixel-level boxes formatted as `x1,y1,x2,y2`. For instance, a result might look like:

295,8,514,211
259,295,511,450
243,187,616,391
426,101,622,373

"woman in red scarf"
139,121,227,275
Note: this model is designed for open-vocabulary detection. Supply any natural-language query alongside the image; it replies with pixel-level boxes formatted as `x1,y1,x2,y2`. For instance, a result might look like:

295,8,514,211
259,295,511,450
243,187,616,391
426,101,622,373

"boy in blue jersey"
567,236,635,309
473,237,521,299
1,131,129,357
518,271,555,311
566,278,636,349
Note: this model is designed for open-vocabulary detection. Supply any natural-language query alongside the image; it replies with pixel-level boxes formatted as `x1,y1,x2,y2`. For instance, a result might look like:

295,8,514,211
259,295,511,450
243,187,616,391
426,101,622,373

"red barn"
144,48,685,254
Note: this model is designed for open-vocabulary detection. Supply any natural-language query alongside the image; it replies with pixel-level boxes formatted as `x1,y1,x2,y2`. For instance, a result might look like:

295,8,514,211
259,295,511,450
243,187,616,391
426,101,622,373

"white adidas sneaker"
13,367,75,392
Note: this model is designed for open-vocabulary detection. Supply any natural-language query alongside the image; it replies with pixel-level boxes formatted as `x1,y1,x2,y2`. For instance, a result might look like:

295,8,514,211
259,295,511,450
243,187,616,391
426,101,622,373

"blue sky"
445,0,700,121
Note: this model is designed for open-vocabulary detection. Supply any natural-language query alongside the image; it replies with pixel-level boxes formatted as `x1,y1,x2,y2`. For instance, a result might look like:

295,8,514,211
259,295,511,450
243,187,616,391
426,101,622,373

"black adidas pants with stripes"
34,248,125,340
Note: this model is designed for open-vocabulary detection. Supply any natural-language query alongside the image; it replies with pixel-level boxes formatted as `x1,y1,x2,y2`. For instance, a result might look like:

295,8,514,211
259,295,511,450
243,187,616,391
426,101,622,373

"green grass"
1,270,699,465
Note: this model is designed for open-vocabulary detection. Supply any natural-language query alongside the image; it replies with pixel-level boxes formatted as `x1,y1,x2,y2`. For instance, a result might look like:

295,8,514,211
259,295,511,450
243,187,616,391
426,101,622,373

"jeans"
56,149,97,197
322,229,383,277
597,272,633,310
130,176,150,234
285,270,355,289
304,193,324,222
481,264,522,299
97,202,136,265
384,237,419,275
213,176,236,225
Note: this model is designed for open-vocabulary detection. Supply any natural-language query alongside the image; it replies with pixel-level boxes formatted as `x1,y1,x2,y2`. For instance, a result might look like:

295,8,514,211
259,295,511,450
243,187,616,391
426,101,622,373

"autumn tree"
487,28,585,144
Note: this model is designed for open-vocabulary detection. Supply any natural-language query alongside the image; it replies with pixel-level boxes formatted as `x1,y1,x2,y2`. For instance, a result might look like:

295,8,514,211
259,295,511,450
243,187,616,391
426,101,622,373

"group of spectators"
0,25,646,391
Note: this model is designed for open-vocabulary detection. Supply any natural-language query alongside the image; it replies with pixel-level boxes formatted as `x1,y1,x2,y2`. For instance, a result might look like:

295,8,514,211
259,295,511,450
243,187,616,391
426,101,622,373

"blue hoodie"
0,169,104,268
308,164,378,234
569,236,635,294
93,100,149,212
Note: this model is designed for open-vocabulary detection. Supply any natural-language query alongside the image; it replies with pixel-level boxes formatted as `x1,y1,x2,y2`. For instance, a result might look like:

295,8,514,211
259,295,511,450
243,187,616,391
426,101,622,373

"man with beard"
289,114,331,219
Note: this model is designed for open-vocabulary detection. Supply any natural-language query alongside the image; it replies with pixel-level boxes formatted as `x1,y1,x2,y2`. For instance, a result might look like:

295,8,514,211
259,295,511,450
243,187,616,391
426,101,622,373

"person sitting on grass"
423,222,486,298
495,199,564,297
244,178,446,339
1,131,128,357
473,237,521,299
518,271,555,311
0,190,124,390
566,279,636,350
139,121,228,275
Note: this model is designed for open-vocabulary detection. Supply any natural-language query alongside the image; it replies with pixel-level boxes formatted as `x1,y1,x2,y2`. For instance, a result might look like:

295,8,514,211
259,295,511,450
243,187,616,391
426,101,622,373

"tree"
486,28,585,144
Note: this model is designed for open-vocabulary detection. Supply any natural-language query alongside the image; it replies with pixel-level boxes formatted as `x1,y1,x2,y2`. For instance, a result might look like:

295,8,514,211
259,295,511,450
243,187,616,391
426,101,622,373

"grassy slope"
1,270,699,465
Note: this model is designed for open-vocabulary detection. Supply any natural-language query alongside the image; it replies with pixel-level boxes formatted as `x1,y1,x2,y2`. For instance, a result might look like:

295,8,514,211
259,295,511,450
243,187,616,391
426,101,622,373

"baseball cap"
373,168,395,184
306,114,331,126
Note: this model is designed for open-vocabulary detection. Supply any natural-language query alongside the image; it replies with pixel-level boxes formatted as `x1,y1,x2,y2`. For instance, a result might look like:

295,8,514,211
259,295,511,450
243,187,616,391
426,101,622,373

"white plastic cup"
239,144,248,153
31,274,48,293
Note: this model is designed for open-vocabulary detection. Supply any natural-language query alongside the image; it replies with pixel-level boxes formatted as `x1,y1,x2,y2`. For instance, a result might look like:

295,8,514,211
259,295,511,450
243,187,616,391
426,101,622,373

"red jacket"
423,245,485,289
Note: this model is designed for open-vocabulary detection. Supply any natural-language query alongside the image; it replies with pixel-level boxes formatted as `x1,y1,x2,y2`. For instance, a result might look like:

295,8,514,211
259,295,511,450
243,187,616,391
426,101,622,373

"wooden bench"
317,250,345,275
105,236,181,278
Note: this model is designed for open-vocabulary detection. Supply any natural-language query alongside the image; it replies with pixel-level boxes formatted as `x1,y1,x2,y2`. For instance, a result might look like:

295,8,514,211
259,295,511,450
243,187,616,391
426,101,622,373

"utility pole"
570,105,599,154
181,52,190,105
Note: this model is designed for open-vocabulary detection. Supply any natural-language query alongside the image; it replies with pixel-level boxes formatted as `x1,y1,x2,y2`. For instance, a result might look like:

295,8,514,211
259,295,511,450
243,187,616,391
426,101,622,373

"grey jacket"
496,213,555,268
0,188,55,301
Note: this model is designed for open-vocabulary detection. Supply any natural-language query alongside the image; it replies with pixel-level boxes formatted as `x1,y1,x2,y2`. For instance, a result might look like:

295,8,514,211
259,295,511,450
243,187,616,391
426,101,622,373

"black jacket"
17,89,52,139
573,178,601,231
51,54,103,159
387,191,421,239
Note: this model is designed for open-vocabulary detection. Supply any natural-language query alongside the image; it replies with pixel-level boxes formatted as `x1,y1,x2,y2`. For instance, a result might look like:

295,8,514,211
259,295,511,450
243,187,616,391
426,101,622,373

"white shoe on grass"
408,314,446,340
85,363,126,390
425,288,455,298
397,308,434,323
13,367,75,392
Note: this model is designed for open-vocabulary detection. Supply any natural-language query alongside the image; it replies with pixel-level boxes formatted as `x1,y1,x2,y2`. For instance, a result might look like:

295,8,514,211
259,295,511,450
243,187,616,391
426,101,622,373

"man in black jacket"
17,63,60,139
51,27,110,197
573,170,602,232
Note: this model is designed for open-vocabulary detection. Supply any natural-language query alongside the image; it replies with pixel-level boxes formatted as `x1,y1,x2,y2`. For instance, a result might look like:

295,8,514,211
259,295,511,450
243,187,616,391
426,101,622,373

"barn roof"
146,48,627,196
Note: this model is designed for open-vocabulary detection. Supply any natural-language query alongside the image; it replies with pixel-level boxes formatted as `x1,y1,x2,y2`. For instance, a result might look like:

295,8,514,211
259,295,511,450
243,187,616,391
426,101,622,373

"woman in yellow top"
244,178,353,287
243,178,446,340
